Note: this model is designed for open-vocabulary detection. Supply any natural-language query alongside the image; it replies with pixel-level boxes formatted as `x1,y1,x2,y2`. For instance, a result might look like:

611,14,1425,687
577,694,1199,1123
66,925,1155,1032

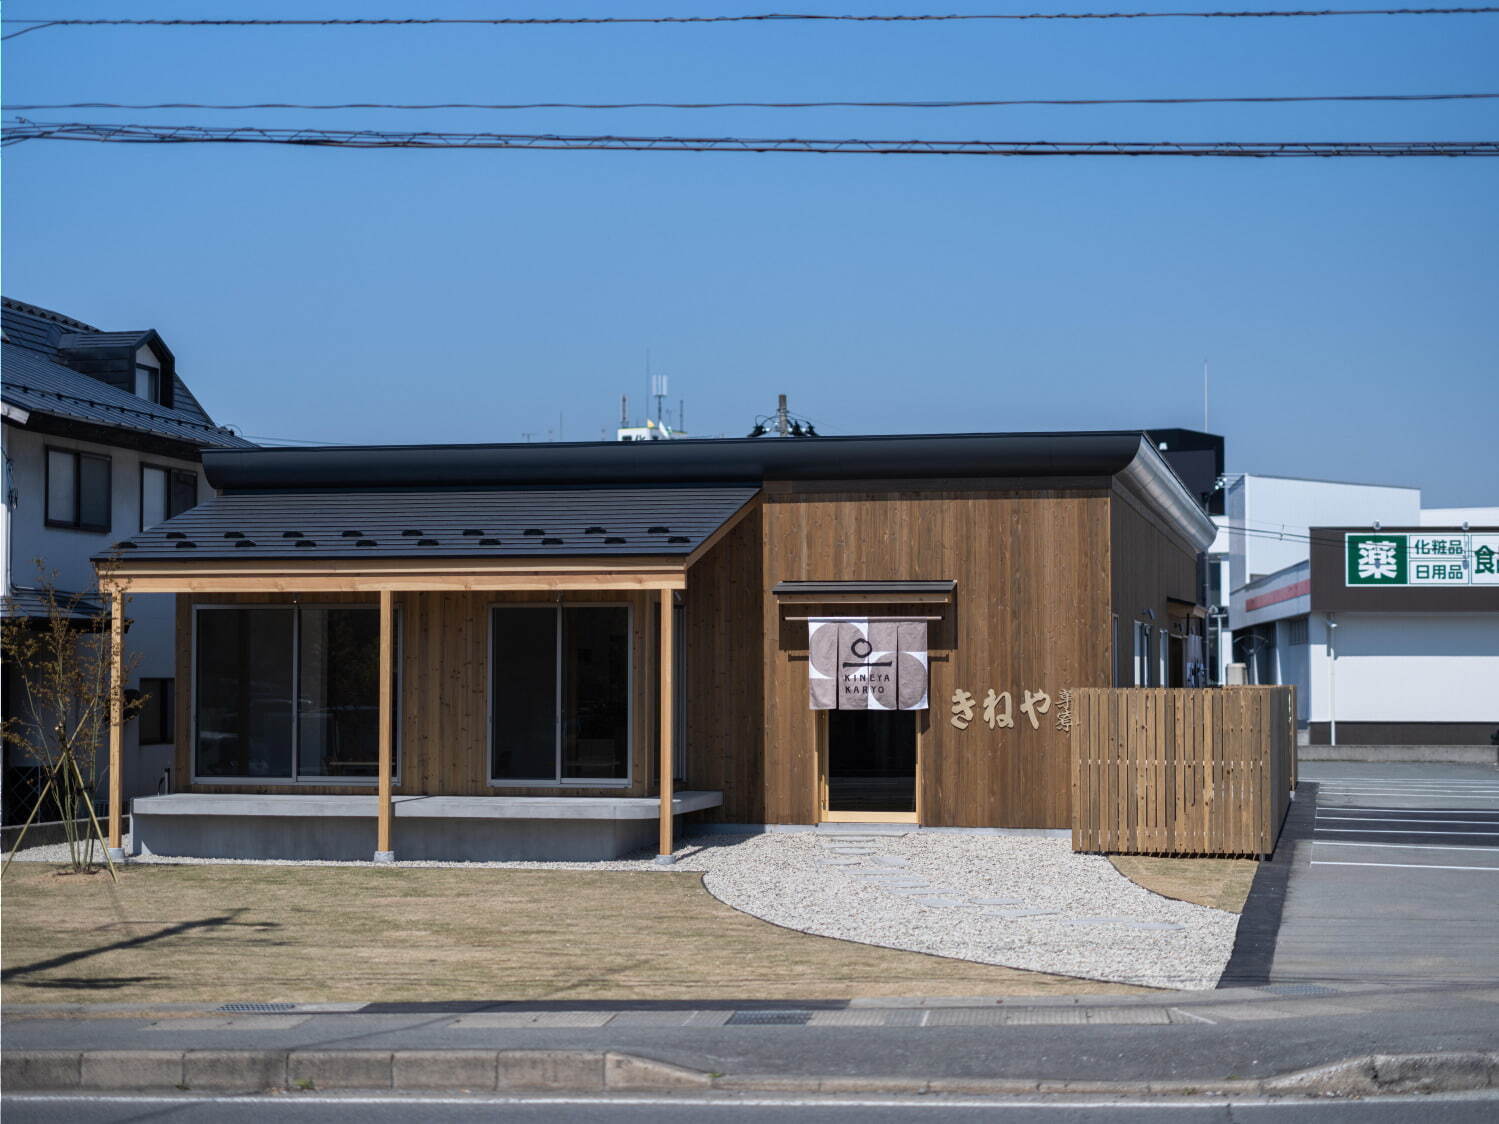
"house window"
140,465,199,530
45,447,111,531
490,604,631,785
1288,617,1309,646
137,678,175,745
135,363,162,403
193,605,398,782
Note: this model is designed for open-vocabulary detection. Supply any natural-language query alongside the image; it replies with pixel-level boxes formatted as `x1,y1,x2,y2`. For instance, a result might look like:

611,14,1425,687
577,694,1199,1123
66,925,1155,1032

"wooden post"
375,588,395,863
106,587,125,857
656,588,675,863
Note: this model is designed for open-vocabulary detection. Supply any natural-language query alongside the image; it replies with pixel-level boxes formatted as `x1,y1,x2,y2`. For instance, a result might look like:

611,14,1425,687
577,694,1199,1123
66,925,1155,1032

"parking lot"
1270,761,1499,983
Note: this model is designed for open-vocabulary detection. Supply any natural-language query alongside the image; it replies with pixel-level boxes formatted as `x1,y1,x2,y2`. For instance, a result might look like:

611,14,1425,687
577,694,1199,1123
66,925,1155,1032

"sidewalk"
7,979,1499,1096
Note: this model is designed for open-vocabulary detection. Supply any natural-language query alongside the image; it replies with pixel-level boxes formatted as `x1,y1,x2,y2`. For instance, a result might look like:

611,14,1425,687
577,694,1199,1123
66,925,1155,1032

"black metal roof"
56,330,158,351
2,586,106,622
1,297,97,354
98,486,759,561
2,343,256,450
202,431,1154,492
4,297,226,432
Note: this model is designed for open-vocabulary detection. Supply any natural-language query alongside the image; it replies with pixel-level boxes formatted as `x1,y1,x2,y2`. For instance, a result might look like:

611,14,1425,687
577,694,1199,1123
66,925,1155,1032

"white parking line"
1318,791,1499,799
1317,816,1499,825
1312,860,1499,872
1319,797,1499,803
1314,828,1499,836
1317,808,1499,817
1319,785,1499,791
1313,840,1499,853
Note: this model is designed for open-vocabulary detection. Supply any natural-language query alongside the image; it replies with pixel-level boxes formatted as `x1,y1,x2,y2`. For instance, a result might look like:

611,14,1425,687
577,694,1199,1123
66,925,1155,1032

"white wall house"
1,297,255,821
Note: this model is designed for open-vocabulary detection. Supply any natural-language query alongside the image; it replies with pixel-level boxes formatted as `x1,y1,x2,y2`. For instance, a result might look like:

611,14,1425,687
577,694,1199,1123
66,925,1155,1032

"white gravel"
687,832,1238,990
7,829,1237,989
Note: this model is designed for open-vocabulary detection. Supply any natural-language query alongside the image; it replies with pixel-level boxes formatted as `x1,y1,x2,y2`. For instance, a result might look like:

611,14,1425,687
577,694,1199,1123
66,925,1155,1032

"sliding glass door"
491,605,631,785
194,604,393,782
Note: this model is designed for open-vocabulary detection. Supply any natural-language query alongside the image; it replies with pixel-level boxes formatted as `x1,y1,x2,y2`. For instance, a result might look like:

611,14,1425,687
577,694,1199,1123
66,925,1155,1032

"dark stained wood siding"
176,590,657,798
760,483,1113,829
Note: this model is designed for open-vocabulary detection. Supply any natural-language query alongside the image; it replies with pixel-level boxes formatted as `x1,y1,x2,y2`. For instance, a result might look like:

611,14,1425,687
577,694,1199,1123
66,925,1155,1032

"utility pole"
776,393,790,438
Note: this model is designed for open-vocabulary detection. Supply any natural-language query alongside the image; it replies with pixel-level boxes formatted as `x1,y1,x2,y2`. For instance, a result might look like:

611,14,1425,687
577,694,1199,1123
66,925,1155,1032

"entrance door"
823,710,917,822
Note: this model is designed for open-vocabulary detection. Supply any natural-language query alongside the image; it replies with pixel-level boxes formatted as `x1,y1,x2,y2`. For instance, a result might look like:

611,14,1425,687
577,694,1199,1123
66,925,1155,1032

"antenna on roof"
652,374,668,430
621,395,628,426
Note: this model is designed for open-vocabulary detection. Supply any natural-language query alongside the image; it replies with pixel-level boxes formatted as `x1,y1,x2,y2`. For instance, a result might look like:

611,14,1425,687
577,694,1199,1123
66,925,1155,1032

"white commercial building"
1222,474,1498,745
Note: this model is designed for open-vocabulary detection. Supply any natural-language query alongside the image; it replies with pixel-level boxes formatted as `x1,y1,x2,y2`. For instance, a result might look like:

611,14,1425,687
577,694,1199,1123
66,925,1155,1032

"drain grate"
218,1002,298,1013
1262,984,1340,997
726,1009,814,1026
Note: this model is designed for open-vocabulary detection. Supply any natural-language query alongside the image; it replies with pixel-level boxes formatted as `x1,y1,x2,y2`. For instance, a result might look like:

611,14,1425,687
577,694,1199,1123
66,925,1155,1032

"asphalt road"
6,1092,1499,1124
1271,763,1499,984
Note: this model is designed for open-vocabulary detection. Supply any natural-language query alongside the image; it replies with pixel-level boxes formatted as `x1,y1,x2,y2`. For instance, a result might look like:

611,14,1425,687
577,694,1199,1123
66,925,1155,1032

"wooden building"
95,432,1215,862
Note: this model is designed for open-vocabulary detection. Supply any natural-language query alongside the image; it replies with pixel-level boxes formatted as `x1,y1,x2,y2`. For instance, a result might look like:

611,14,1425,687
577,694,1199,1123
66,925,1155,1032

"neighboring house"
1147,428,1225,685
1219,470,1498,745
91,431,1216,863
1,297,256,822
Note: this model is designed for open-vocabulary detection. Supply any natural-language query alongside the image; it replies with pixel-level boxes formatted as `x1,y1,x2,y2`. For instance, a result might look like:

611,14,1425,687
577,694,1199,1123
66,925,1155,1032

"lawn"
2,864,1147,1006
1108,855,1258,913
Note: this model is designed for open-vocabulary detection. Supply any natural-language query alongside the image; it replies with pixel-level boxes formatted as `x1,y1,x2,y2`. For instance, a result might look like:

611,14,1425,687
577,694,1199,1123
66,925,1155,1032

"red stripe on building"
1246,578,1311,612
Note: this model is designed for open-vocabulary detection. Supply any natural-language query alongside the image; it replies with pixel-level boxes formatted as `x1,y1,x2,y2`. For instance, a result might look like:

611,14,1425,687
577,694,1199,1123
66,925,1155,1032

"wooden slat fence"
1070,686,1296,858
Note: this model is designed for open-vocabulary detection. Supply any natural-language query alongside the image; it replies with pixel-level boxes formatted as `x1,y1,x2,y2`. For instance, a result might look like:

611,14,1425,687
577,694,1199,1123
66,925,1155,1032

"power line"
10,93,1499,112
5,8,1498,40
5,121,1496,156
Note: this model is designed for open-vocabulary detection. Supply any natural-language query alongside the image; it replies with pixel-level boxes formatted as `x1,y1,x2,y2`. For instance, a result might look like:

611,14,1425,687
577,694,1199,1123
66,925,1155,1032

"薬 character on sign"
1020,689,1051,730
1357,539,1400,581
950,689,976,730
982,688,1014,730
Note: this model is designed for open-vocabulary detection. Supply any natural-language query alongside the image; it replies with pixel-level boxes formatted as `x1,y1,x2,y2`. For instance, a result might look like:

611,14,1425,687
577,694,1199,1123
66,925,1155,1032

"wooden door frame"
815,709,921,825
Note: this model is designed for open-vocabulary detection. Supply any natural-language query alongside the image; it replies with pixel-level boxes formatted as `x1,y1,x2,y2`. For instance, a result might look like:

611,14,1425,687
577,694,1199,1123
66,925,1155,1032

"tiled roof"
2,342,256,449
99,486,759,561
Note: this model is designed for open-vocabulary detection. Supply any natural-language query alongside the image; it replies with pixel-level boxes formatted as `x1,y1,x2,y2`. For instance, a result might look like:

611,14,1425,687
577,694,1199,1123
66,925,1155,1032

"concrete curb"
4,1049,1498,1097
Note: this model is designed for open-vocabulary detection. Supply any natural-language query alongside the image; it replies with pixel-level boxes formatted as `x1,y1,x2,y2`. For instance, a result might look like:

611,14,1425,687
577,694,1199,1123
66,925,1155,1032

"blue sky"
4,2,1497,504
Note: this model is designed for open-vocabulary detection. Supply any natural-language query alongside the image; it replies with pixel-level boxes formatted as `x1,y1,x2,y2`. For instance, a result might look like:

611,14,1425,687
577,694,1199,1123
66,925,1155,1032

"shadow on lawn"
2,909,281,989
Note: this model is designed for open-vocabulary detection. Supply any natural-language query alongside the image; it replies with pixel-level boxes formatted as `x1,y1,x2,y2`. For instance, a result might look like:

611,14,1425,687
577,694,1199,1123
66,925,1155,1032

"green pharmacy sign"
1346,532,1499,587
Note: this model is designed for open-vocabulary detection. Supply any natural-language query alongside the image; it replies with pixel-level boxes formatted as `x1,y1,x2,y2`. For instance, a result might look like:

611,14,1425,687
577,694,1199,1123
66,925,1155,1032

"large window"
45,447,111,531
491,605,630,785
140,464,199,530
194,605,395,782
